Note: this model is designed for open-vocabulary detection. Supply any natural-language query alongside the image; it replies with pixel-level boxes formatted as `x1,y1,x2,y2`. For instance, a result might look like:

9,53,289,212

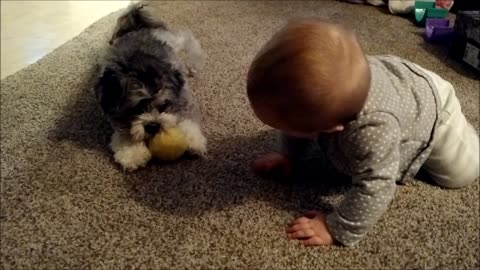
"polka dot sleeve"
326,112,401,246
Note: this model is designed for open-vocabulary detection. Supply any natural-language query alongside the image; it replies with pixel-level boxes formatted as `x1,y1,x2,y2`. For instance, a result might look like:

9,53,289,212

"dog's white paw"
188,135,207,157
113,143,152,172
178,119,207,157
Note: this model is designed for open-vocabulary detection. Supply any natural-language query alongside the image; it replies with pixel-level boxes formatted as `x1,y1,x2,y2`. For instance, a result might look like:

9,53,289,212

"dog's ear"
94,67,125,114
171,70,185,92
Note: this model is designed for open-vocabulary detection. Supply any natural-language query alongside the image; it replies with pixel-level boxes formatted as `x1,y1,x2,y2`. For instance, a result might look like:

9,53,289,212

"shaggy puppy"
94,3,207,171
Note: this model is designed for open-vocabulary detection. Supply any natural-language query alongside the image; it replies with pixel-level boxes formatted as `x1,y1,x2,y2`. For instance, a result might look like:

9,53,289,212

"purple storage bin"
425,18,454,43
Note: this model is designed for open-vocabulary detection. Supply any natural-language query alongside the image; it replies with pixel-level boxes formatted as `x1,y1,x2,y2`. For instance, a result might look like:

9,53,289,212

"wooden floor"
1,0,131,79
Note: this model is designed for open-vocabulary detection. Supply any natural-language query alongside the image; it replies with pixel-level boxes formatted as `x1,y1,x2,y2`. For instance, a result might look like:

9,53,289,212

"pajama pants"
417,65,479,188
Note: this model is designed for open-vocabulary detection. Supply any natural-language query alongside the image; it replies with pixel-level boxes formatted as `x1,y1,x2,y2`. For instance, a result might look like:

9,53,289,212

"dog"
94,3,207,171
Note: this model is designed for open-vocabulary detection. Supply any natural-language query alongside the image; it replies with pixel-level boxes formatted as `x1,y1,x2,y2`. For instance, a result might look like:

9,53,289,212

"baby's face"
253,103,344,139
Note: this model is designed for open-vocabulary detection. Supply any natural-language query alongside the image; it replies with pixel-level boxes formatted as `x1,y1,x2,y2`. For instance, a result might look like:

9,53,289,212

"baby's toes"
300,236,325,246
286,223,311,233
288,229,316,239
289,217,311,226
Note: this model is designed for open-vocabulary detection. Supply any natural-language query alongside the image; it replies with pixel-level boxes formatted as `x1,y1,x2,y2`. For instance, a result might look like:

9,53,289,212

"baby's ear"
327,125,344,133
335,125,344,131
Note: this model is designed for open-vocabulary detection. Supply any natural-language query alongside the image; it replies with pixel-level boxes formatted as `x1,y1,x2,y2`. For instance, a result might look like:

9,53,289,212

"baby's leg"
252,134,313,180
419,67,479,188
252,152,292,180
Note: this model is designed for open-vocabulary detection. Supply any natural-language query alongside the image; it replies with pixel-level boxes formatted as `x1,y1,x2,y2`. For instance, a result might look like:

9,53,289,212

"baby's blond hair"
247,19,370,132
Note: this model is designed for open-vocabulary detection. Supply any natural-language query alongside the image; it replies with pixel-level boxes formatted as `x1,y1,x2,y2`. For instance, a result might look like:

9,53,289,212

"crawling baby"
247,18,479,246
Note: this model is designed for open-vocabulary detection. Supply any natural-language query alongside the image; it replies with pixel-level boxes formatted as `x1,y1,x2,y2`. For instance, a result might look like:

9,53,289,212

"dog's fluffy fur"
94,3,207,171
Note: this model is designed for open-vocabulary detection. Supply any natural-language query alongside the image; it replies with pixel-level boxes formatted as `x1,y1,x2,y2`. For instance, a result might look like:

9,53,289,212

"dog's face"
95,53,185,142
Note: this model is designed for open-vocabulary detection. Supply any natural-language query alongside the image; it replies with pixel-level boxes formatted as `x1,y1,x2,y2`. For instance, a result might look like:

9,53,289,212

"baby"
247,19,479,247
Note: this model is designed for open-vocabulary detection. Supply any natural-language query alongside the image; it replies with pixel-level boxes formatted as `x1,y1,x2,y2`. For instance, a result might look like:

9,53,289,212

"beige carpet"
1,1,479,269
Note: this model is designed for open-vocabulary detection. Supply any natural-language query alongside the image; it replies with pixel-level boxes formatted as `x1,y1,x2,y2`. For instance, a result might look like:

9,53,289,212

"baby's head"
247,19,370,137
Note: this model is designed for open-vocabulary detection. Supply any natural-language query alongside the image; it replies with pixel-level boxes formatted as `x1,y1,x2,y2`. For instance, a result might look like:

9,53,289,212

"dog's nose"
144,123,160,134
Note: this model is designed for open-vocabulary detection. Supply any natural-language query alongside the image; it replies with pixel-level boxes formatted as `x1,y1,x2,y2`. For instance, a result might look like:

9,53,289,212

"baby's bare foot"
251,152,292,180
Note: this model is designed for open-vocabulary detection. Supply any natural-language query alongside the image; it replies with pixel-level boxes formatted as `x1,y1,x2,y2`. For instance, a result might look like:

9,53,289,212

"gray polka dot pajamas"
281,55,446,246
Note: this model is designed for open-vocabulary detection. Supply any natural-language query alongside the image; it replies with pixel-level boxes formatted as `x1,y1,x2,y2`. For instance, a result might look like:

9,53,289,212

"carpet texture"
1,1,479,269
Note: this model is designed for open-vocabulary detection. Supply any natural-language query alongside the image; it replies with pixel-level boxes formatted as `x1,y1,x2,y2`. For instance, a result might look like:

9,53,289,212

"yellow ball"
148,127,189,161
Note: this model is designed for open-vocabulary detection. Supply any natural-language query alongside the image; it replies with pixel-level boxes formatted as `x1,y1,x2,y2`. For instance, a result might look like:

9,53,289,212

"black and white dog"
94,3,207,171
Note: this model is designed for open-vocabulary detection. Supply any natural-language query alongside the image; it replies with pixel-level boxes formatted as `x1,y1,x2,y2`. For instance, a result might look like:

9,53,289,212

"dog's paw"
177,119,207,158
186,67,199,78
113,143,152,172
188,137,207,158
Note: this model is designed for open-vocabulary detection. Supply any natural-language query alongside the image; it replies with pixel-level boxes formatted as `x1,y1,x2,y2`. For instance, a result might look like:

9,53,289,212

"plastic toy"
414,0,448,26
425,18,454,43
148,127,189,161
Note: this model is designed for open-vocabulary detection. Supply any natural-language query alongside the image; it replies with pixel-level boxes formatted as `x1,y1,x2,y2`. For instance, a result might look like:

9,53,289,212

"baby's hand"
251,152,292,180
287,211,334,246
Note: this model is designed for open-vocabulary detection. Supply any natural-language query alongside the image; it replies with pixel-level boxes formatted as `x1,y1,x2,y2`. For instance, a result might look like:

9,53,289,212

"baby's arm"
287,113,401,246
327,114,401,246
